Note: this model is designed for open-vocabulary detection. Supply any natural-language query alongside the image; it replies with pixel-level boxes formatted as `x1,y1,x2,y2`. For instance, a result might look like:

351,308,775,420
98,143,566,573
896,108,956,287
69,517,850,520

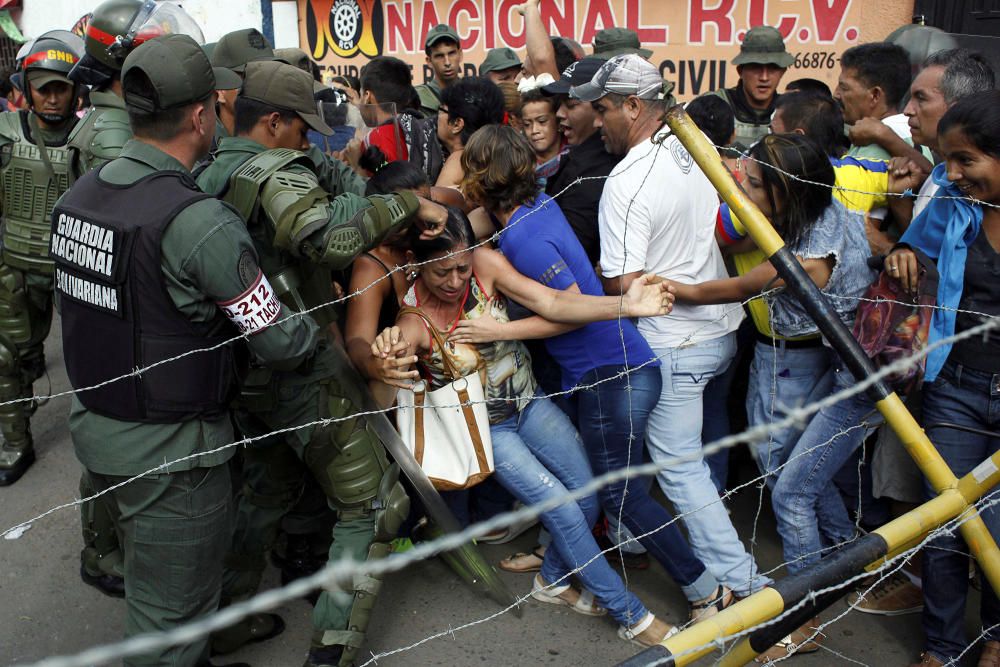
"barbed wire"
715,139,1000,211
14,316,999,667
11,119,999,667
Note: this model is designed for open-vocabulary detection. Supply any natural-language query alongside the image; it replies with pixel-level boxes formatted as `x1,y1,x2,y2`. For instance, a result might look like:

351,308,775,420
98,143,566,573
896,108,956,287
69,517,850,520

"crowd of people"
5,0,1000,665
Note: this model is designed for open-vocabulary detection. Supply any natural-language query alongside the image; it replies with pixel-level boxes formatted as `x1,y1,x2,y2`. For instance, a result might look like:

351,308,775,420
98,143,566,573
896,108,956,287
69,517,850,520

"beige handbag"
395,307,494,490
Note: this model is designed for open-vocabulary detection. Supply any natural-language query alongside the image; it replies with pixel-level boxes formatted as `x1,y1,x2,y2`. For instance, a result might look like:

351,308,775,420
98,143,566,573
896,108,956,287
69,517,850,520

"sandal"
689,585,734,622
530,574,607,616
617,613,679,648
754,617,824,663
499,546,545,573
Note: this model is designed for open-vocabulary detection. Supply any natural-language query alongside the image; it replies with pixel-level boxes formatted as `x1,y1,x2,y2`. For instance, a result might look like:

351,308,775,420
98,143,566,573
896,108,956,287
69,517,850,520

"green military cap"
480,47,521,74
592,27,652,60
732,26,794,68
122,34,241,112
274,47,312,72
211,28,274,73
425,24,460,50
241,60,333,136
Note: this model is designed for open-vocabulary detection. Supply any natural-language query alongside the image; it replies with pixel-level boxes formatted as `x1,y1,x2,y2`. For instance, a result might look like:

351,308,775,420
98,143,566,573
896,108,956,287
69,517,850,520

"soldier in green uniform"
53,34,318,667
69,0,218,600
196,60,447,667
701,25,794,151
208,28,274,150
0,32,84,487
415,24,463,116
67,0,142,172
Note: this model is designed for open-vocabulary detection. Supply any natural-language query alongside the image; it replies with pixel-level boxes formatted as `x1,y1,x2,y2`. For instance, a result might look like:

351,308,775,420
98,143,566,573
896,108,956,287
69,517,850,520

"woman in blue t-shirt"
450,124,733,621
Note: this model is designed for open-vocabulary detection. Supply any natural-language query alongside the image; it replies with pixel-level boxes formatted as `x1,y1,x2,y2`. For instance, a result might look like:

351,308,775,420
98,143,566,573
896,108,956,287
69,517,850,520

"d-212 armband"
217,270,283,335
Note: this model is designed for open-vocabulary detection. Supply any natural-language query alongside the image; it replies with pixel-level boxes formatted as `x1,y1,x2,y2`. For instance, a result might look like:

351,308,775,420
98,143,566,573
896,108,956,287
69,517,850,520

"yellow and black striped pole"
617,107,1000,666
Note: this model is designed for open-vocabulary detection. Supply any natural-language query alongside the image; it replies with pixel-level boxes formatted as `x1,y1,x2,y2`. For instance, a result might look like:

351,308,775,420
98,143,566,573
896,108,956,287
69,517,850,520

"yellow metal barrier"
630,106,1000,666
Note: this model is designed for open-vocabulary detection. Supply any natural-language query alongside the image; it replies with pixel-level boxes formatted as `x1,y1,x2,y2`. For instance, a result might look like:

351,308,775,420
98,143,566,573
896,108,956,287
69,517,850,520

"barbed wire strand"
15,317,999,667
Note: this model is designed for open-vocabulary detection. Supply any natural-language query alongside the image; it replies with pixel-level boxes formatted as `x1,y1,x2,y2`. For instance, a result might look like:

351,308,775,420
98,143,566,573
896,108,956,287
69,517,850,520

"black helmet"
19,31,84,124
70,0,204,87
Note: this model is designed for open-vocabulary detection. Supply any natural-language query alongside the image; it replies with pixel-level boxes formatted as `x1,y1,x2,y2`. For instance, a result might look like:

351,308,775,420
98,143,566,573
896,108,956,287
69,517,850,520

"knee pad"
305,396,389,510
0,265,32,348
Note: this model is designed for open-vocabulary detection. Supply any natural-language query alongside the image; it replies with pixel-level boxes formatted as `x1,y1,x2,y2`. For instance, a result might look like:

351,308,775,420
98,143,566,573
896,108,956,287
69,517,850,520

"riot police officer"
0,32,84,486
196,60,447,667
53,33,318,667
67,0,141,170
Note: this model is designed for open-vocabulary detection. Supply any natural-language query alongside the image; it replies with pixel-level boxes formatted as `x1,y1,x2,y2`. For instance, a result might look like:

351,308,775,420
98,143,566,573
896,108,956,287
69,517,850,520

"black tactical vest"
51,167,240,423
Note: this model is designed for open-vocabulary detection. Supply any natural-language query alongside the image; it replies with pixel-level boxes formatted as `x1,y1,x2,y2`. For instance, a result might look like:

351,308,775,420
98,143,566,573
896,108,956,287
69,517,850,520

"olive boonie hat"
122,34,241,112
541,56,605,95
592,27,652,60
425,24,460,50
732,26,794,68
241,60,333,136
480,47,521,74
211,28,274,73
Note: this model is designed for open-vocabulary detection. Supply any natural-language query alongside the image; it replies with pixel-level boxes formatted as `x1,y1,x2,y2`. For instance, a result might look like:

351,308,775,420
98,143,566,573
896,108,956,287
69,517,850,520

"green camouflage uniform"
197,136,417,666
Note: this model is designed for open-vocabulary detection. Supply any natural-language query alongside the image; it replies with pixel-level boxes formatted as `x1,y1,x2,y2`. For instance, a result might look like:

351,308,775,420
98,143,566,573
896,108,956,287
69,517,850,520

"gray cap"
570,53,670,102
592,28,652,60
425,24,460,50
541,56,605,95
731,26,794,68
480,47,521,74
211,28,274,73
122,34,241,112
241,60,333,136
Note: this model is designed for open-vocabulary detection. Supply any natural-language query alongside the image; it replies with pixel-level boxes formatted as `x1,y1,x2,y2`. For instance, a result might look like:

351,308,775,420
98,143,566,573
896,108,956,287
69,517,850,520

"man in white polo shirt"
571,54,768,598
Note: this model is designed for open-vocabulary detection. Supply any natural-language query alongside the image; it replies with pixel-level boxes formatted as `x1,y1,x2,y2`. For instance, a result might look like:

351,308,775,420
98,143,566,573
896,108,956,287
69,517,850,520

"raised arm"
519,0,559,78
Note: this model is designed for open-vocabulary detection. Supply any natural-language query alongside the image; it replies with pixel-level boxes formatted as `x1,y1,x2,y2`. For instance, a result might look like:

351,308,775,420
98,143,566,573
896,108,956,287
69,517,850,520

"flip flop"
499,546,545,573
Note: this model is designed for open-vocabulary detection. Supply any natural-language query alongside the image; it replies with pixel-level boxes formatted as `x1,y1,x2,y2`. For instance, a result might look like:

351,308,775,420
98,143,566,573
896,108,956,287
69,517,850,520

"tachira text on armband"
50,213,116,277
217,271,283,335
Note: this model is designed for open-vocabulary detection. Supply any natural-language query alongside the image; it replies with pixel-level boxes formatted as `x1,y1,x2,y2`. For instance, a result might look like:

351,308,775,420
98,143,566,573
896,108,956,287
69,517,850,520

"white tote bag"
395,307,494,490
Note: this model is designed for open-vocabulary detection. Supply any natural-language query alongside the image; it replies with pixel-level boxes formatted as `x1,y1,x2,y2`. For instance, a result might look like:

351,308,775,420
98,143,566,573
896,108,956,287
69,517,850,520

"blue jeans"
921,361,1000,661
771,363,877,574
491,394,647,626
577,365,718,600
646,332,770,595
746,341,834,484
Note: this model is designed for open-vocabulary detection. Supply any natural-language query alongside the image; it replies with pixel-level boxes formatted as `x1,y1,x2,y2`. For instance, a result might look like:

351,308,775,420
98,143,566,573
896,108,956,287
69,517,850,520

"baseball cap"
592,28,652,60
26,69,74,89
570,54,670,102
731,26,794,68
122,34,242,112
542,56,605,95
274,47,312,72
211,28,274,73
480,47,521,74
425,24,460,50
241,60,333,136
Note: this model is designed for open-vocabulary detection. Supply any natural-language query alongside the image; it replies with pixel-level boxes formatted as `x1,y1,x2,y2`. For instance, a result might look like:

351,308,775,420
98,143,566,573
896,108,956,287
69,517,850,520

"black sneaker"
305,645,344,667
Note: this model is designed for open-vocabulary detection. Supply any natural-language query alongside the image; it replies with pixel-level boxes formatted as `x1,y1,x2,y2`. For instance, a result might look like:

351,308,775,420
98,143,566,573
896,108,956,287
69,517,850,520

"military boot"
210,613,285,656
0,434,33,486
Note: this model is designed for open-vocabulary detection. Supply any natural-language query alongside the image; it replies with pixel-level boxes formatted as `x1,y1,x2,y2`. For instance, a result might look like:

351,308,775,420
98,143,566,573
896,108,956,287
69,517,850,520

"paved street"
0,314,957,666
